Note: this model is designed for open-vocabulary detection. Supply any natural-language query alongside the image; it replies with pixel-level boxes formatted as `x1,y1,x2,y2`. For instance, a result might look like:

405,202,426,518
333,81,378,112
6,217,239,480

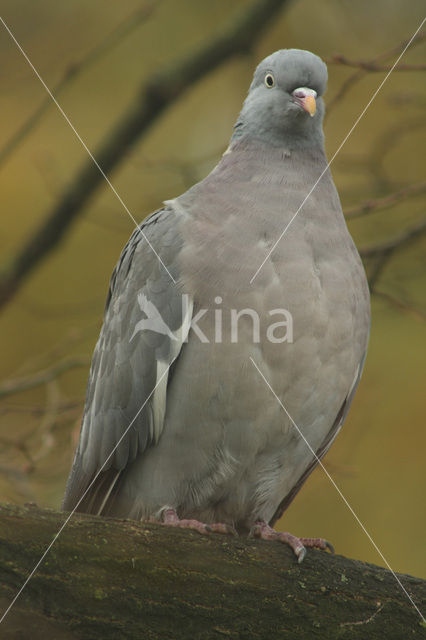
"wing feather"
62,207,192,512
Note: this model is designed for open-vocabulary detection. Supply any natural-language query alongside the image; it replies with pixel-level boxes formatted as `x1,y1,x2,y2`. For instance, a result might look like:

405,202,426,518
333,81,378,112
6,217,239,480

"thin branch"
360,217,426,258
337,117,426,189
340,603,385,628
345,182,426,219
0,463,35,501
8,321,98,379
26,380,61,469
0,0,290,311
373,288,426,322
132,146,225,190
325,31,426,118
359,217,426,288
370,119,426,189
0,399,82,417
0,2,157,169
324,68,365,120
327,54,426,72
0,357,89,399
387,91,426,109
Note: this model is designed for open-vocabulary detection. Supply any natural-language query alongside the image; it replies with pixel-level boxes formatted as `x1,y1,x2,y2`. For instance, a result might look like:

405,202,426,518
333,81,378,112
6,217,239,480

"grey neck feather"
231,103,325,152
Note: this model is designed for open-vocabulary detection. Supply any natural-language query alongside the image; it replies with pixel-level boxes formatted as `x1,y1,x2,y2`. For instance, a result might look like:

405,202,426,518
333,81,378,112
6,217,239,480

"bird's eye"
264,73,275,88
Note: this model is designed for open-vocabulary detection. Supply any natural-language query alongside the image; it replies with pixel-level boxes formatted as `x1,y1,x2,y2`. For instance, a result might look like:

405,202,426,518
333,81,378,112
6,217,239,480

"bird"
62,49,370,562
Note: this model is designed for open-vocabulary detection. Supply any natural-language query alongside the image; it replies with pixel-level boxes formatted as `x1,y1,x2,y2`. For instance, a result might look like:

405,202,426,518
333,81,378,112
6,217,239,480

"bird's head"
232,49,328,149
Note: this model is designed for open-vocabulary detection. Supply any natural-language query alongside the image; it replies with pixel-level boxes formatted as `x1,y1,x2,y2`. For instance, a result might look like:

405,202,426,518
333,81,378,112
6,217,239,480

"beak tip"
304,95,317,118
292,89,317,118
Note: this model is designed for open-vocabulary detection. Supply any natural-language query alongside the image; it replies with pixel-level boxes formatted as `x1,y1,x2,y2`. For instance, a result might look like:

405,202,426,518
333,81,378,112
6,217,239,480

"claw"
299,536,335,553
296,545,307,564
250,521,333,563
224,523,239,537
249,523,263,539
156,507,237,538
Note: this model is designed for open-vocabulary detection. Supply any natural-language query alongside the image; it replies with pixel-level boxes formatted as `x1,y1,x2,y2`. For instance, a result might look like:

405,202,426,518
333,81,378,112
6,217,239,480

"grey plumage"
63,49,370,535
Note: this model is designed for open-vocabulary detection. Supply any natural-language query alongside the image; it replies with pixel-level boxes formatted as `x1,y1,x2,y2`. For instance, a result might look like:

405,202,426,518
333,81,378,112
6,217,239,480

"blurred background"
0,0,425,580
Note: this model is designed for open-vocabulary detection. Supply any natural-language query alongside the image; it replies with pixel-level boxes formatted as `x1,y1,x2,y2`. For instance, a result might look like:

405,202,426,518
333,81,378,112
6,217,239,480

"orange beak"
292,87,317,118
302,95,316,117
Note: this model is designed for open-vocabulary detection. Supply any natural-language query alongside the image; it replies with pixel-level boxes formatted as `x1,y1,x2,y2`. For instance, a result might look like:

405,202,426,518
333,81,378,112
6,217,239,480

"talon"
250,521,333,563
153,507,235,538
226,524,238,537
299,536,335,552
296,546,307,564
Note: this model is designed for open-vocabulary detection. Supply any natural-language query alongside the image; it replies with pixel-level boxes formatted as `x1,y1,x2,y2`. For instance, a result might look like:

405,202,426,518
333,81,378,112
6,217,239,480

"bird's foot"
249,520,334,563
156,507,237,536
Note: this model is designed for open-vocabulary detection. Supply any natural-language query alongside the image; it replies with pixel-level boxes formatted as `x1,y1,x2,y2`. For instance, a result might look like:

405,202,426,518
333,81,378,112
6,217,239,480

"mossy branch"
0,503,425,639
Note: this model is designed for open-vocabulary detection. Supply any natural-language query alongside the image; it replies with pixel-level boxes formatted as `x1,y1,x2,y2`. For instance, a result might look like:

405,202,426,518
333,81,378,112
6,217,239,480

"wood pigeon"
63,49,370,562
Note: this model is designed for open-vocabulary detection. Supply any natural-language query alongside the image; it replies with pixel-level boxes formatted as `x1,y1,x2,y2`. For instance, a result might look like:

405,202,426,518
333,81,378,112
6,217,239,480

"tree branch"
359,217,426,289
0,2,157,170
325,31,426,118
374,289,426,322
327,54,426,72
0,503,424,638
0,357,89,399
360,218,426,259
366,118,426,189
345,182,426,219
0,0,290,311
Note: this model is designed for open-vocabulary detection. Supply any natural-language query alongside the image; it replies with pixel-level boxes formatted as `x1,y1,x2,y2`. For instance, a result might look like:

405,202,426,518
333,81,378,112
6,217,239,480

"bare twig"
327,54,426,72
366,118,426,188
360,217,426,288
360,217,426,258
1,382,62,475
345,182,426,219
325,68,365,120
0,357,89,398
325,31,426,118
9,322,98,379
0,0,290,311
0,2,157,169
340,603,384,628
387,91,426,109
0,400,83,417
132,146,225,190
373,289,426,322
338,117,426,189
28,380,62,468
0,463,35,500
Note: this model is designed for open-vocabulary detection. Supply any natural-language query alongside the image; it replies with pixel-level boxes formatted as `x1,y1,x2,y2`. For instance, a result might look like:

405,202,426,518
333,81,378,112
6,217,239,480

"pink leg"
250,521,334,563
155,507,237,536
